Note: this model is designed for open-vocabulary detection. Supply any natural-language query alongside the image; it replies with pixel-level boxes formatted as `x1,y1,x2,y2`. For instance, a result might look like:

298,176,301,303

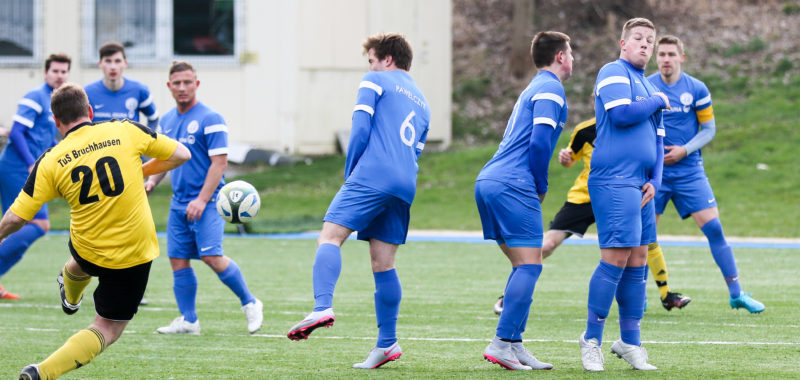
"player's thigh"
670,173,717,219
358,196,410,245
93,261,152,321
641,199,657,246
654,179,674,215
549,201,594,237
194,204,225,258
475,179,543,247
324,182,393,233
167,208,198,259
589,185,642,248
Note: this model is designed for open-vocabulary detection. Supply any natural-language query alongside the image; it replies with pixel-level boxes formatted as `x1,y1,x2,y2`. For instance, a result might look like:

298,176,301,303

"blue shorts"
475,179,543,247
0,168,48,219
589,184,656,248
167,203,224,259
324,182,410,245
656,171,717,219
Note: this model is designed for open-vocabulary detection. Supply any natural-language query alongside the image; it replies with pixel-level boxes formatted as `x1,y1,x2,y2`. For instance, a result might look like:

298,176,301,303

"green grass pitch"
0,234,797,379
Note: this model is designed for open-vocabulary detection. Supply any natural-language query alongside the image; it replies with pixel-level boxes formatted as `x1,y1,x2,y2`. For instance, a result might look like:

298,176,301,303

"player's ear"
88,105,94,121
195,80,200,88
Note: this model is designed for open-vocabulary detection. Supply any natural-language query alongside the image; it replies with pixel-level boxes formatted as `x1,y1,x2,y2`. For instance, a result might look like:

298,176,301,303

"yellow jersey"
565,118,596,204
10,120,178,269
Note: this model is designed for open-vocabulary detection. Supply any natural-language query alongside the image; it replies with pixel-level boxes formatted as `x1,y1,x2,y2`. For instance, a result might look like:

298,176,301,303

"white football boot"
611,339,657,370
511,342,553,370
353,341,403,369
579,332,605,371
156,316,201,335
483,338,532,370
242,298,264,334
287,308,335,340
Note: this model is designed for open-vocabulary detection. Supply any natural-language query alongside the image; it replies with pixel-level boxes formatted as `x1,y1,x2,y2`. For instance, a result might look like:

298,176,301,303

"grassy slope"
44,76,798,237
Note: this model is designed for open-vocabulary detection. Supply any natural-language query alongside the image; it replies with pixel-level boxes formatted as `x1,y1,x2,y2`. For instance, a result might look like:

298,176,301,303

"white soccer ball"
216,180,261,224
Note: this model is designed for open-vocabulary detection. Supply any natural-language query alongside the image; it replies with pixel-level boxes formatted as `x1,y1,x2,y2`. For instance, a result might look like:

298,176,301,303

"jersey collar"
64,121,94,137
619,58,645,75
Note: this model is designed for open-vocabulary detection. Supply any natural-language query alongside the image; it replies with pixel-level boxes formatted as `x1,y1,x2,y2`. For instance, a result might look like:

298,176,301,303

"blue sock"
312,243,342,311
0,224,45,277
374,269,402,348
496,264,542,340
509,265,541,341
585,261,624,344
173,267,198,323
503,266,518,295
616,265,646,346
217,259,255,306
701,218,742,297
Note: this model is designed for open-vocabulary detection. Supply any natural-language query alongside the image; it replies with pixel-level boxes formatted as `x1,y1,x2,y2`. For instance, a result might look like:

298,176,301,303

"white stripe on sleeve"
18,98,43,113
204,124,228,134
416,142,425,150
533,117,557,128
604,98,631,110
147,112,159,121
208,147,229,156
695,95,711,107
531,93,565,107
595,76,631,95
657,128,666,137
139,95,153,108
13,114,34,128
359,81,383,96
353,104,374,116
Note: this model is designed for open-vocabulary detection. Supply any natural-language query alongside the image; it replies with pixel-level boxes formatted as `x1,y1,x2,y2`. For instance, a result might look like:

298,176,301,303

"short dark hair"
51,83,90,125
99,41,126,60
169,60,196,77
45,53,71,71
362,33,413,71
531,31,570,68
621,18,656,40
656,35,684,55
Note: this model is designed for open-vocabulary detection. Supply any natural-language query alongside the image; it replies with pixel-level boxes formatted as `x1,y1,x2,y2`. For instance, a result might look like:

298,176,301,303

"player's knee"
31,219,50,233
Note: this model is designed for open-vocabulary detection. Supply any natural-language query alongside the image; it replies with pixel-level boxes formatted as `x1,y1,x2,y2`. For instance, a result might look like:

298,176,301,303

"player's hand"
144,180,157,195
538,193,546,203
663,145,687,166
653,92,671,110
186,198,207,222
558,148,574,166
640,182,655,208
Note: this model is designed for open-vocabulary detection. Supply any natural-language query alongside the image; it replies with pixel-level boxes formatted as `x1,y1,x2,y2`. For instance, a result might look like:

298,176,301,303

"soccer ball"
216,180,261,224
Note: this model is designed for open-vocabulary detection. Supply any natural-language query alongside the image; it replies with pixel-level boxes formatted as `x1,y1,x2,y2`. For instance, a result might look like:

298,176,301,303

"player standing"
476,31,572,370
84,41,159,129
0,53,71,299
145,61,264,335
647,35,764,313
579,18,668,371
286,33,430,370
2,82,189,380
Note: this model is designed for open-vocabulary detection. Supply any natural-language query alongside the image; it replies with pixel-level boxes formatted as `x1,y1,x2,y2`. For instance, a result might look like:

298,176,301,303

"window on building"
83,0,240,65
0,0,40,64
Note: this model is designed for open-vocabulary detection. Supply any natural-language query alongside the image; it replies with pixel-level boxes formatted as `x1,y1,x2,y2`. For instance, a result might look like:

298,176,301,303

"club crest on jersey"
187,120,200,134
680,92,693,113
125,97,139,119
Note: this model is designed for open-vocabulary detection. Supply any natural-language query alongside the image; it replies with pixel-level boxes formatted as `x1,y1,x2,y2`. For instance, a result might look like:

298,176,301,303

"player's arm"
10,95,43,170
143,142,190,193
415,125,428,160
139,89,159,129
344,74,382,179
596,65,666,128
528,87,565,200
0,210,27,244
186,154,226,222
643,123,665,207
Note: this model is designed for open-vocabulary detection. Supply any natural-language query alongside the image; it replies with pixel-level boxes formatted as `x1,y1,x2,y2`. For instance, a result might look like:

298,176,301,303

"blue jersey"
0,83,58,170
85,78,158,126
345,70,430,204
477,71,567,194
647,71,712,175
591,59,664,187
159,102,228,209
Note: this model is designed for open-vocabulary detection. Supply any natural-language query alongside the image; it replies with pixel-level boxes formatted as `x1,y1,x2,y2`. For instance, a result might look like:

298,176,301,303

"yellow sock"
38,328,105,379
62,265,91,305
647,242,670,300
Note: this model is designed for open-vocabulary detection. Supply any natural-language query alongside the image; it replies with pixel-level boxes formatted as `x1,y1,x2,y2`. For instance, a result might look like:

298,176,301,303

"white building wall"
0,0,452,155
